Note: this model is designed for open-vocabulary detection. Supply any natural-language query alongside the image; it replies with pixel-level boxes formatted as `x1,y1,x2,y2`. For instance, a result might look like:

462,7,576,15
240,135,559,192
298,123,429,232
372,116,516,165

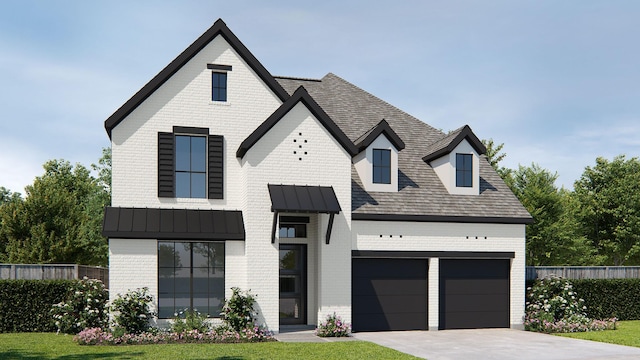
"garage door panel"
440,259,510,330
442,311,510,329
352,278,427,296
441,259,509,278
353,294,427,314
443,294,510,312
352,260,427,278
353,312,427,332
352,259,427,332
444,279,509,295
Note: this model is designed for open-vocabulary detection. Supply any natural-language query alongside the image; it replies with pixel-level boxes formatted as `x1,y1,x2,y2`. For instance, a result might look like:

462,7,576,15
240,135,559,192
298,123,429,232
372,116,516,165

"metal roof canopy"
102,207,245,240
268,184,341,244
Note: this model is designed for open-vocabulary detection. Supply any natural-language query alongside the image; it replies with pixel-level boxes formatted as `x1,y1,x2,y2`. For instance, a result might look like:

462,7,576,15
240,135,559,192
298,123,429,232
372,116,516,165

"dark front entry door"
279,244,306,325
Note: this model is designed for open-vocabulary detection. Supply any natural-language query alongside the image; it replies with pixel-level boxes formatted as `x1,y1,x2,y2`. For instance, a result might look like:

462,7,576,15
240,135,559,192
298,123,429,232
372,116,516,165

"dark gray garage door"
439,259,510,330
352,258,427,332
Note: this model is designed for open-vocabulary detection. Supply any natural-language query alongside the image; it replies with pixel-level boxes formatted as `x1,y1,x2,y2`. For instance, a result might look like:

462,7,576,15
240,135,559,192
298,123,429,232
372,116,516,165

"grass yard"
557,320,640,348
0,332,420,360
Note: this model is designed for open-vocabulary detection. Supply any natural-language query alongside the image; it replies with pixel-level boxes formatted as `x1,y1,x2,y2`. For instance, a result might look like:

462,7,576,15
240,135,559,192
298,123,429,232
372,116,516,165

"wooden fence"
0,264,108,287
526,266,640,281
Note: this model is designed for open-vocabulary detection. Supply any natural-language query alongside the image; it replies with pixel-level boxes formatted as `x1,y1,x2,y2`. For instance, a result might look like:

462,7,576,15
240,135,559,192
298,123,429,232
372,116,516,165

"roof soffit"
104,18,290,138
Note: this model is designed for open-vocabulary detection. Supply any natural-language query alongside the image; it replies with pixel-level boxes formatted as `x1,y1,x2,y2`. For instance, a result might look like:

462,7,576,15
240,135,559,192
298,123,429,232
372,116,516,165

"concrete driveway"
352,328,640,360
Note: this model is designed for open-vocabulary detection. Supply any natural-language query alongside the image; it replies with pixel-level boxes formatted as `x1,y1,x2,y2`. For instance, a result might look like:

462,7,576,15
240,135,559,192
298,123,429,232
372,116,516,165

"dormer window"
373,149,391,184
456,153,473,188
207,64,232,102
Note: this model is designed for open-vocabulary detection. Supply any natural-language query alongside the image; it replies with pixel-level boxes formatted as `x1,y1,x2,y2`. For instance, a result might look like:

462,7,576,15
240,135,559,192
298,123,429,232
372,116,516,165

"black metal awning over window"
102,207,245,241
267,184,341,244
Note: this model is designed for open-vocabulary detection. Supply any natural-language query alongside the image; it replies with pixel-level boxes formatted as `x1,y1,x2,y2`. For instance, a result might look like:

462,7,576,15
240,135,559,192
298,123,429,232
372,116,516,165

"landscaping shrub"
524,275,616,333
51,277,109,334
221,287,257,331
170,308,210,334
0,279,73,332
572,279,640,321
110,287,154,334
315,313,351,337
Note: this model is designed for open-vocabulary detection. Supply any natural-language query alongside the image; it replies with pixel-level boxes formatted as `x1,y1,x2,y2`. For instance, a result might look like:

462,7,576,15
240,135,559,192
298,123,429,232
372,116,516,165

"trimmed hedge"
527,278,640,321
0,279,75,332
572,279,640,321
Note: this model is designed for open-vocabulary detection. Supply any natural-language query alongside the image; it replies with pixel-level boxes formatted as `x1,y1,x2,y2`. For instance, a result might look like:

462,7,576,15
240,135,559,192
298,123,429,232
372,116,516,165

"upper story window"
207,64,232,102
175,135,206,198
456,153,473,187
373,149,391,184
212,72,227,102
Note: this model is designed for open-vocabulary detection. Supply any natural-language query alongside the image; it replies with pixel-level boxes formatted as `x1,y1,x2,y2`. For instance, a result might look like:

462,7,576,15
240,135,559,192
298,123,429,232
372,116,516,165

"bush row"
0,279,75,332
527,278,640,321
571,279,640,320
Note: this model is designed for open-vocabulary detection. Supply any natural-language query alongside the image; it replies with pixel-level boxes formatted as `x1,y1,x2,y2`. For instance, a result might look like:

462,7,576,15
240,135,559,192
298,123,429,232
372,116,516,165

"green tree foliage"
507,164,596,265
481,138,511,179
573,156,640,265
0,158,110,266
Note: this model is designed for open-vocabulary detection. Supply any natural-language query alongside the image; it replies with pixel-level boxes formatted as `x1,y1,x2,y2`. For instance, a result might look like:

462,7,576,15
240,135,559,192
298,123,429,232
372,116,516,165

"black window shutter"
208,135,224,199
158,132,175,197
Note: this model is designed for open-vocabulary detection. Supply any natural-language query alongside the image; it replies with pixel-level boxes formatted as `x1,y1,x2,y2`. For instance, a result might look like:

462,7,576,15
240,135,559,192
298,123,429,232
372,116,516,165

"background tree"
508,163,596,265
573,155,640,265
482,138,511,179
0,159,110,266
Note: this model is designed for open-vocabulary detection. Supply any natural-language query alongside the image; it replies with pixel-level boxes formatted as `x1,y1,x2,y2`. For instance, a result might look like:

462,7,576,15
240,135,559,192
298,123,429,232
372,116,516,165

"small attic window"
456,153,473,187
207,64,232,102
373,149,391,184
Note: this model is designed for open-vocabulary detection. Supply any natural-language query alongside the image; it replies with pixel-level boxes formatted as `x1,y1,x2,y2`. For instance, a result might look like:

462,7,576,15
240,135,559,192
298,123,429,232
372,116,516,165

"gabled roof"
104,19,289,138
422,125,487,163
236,86,358,158
354,119,406,152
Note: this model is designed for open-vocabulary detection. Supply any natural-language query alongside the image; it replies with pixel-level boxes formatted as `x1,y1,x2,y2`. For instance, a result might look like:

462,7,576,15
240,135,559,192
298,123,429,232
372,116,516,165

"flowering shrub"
221,287,257,331
51,277,109,334
170,308,210,334
110,287,154,334
315,313,350,337
74,325,274,345
525,275,616,333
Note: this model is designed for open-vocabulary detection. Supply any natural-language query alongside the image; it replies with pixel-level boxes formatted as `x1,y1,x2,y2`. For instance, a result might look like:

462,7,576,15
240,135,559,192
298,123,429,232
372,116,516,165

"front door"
279,244,306,325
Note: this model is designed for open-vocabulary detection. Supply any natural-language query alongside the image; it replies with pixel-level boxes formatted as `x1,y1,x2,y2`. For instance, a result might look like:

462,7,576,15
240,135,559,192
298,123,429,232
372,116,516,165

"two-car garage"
352,253,512,332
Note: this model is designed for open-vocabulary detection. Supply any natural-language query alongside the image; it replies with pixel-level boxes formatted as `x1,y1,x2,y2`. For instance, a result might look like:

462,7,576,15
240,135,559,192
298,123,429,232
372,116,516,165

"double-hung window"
456,153,473,187
158,241,225,318
175,135,206,198
373,149,391,184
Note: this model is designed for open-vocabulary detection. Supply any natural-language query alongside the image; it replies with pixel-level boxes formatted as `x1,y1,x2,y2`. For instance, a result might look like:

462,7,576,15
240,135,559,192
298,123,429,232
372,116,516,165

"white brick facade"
106,20,529,334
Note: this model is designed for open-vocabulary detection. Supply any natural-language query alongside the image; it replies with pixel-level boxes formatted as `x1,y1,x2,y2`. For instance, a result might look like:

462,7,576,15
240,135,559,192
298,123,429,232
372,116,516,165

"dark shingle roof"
275,74,532,222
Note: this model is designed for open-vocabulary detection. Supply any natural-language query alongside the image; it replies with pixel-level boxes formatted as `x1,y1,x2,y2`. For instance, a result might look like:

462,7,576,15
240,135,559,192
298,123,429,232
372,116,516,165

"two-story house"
102,19,532,332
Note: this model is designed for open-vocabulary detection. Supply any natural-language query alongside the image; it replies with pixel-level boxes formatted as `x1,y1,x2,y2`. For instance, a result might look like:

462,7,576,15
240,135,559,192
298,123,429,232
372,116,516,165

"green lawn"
0,332,419,360
557,320,640,348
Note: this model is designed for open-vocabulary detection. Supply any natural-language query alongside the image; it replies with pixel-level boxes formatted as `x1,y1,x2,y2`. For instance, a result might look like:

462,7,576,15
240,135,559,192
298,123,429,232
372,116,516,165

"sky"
1,0,639,194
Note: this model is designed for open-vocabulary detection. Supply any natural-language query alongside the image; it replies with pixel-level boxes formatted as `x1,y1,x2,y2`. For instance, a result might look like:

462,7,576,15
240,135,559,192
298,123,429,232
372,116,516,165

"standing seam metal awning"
267,184,341,244
102,207,245,240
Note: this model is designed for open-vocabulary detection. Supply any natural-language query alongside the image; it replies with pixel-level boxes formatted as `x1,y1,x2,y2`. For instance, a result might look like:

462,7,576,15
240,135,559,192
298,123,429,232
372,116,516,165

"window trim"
175,134,207,199
456,153,473,188
372,148,391,184
211,71,228,102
